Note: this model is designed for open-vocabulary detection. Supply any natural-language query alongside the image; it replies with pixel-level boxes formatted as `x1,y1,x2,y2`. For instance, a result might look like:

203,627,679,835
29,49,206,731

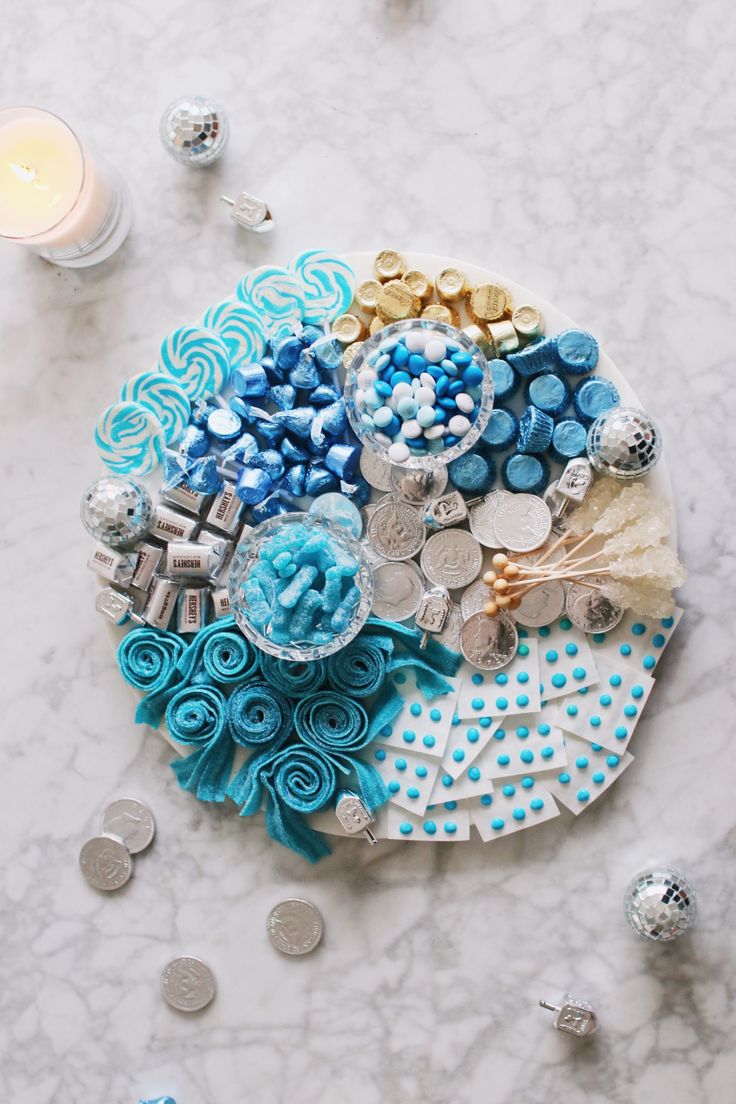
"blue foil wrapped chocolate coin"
527,373,570,418
573,375,620,423
481,407,519,451
501,453,549,494
551,418,589,463
448,450,496,494
556,328,599,374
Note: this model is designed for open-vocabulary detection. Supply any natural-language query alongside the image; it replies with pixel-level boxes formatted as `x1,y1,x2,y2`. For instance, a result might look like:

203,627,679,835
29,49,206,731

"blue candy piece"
251,492,298,523
390,371,411,388
491,360,519,402
408,354,425,376
463,364,485,388
573,375,620,423
320,400,347,437
273,335,303,375
281,436,310,464
481,407,519,451
189,399,216,427
448,450,495,495
517,406,554,454
178,424,209,459
236,466,273,504
282,462,307,497
232,363,268,398
325,443,360,481
206,407,242,442
300,325,325,346
342,474,371,508
251,449,285,481
392,344,409,368
267,383,297,411
556,329,599,374
221,431,259,465
447,380,464,398
506,337,559,378
304,464,338,496
308,436,330,458
188,455,223,494
271,406,318,439
258,420,286,447
312,337,344,372
527,373,570,418
309,492,363,538
550,418,588,462
260,354,283,383
502,453,549,494
310,383,342,406
289,351,322,390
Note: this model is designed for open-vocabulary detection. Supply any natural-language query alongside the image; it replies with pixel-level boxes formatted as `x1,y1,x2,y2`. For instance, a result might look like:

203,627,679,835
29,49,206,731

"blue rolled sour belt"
166,685,234,803
117,627,185,693
325,639,387,698
258,652,327,697
227,681,293,750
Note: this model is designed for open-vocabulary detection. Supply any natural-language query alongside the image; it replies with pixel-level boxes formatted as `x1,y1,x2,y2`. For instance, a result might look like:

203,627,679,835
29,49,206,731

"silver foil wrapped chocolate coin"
81,476,153,548
160,956,216,1011
101,798,156,854
587,406,662,481
79,834,133,892
460,611,518,670
267,899,324,956
624,867,697,942
160,95,229,166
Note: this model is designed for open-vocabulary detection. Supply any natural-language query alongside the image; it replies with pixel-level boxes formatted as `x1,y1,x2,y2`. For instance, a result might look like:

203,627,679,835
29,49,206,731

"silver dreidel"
414,586,452,649
539,995,599,1038
221,190,275,233
335,791,377,844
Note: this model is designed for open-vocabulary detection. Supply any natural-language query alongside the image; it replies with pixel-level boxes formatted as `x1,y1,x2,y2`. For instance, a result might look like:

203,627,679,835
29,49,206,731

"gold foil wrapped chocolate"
332,313,367,345
355,279,382,314
488,319,519,356
376,280,421,323
468,282,508,323
402,269,434,302
422,303,460,327
374,250,406,282
512,304,544,339
462,323,495,359
436,267,468,302
342,341,364,372
369,315,386,336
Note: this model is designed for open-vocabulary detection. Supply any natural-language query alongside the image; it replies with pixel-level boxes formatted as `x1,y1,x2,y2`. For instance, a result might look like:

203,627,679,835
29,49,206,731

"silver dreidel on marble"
539,995,599,1038
335,791,377,844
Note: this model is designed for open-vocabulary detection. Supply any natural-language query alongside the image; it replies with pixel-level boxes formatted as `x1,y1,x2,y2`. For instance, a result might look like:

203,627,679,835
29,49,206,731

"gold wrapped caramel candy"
374,250,406,282
355,279,382,314
512,304,544,339
376,280,421,324
332,313,367,345
342,341,364,372
488,320,519,356
402,269,434,303
436,267,468,302
421,303,460,328
369,315,387,336
462,323,496,359
468,283,508,323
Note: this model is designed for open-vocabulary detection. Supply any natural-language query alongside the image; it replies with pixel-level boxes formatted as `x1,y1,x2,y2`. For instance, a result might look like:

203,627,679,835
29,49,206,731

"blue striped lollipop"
95,401,166,476
120,371,190,445
202,297,267,367
236,265,306,337
158,325,230,400
289,249,355,323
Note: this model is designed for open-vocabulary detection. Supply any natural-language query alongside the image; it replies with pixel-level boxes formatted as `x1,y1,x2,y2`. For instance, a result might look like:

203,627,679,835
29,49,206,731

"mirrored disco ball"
80,476,153,547
586,406,662,480
159,95,229,166
624,867,697,942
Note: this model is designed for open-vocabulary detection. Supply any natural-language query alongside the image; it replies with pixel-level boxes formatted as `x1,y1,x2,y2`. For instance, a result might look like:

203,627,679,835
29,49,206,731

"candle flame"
9,161,48,191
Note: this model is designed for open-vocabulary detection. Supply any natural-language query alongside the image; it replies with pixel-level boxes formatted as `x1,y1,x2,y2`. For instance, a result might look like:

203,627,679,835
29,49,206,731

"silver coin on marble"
79,834,133,892
101,798,156,855
267,899,324,956
389,464,447,505
468,489,513,549
359,448,394,491
367,501,425,562
493,493,552,553
512,579,567,628
371,560,425,622
459,611,519,670
161,956,216,1011
460,579,494,621
430,601,463,652
566,579,624,634
420,529,483,590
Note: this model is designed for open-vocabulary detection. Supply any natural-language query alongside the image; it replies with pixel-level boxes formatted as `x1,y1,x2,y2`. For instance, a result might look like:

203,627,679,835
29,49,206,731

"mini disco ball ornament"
159,95,229,166
80,475,153,548
624,867,697,942
586,406,662,481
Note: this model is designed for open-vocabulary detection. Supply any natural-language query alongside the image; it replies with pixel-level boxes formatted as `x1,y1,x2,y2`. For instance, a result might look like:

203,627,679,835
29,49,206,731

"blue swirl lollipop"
202,297,267,367
95,401,166,476
236,265,306,336
158,325,230,400
289,249,356,323
120,371,190,445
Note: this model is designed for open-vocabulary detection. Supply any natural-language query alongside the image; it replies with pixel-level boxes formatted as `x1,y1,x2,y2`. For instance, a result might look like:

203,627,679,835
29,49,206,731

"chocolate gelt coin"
376,280,421,324
460,611,519,670
566,579,625,633
460,579,494,621
367,501,426,561
436,267,468,302
101,798,156,855
79,834,133,892
267,899,324,955
332,313,366,345
402,269,434,302
355,279,382,313
421,303,460,328
512,304,544,339
468,283,508,323
493,494,552,553
420,529,483,590
160,956,216,1012
371,560,425,622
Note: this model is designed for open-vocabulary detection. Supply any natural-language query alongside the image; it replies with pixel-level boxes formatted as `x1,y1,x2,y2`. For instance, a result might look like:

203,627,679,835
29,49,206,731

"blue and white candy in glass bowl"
343,319,494,471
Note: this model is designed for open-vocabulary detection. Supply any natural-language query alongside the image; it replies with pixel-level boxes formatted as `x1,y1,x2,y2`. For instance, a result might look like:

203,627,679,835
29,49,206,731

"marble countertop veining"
2,2,736,1102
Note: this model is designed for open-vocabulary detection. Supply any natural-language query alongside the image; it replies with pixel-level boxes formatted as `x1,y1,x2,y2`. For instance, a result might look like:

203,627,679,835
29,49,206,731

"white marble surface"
2,2,735,1102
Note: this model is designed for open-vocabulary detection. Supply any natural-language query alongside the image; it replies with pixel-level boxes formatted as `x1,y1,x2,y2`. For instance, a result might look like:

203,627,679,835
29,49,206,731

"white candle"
0,106,130,266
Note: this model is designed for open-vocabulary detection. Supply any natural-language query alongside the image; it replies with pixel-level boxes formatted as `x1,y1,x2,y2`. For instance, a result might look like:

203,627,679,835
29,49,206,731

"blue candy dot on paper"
495,673,508,686
567,704,578,717
467,728,480,744
530,798,544,811
407,787,420,800
572,667,586,681
375,749,387,761
494,728,506,741
518,644,529,657
423,820,437,835
591,743,603,752
579,687,589,695
492,818,505,831
517,671,529,684
480,794,493,806
415,765,428,779
609,674,622,687
520,750,534,764
422,734,435,748
496,697,509,710
388,781,400,794
518,628,529,638
624,704,638,718
452,712,460,726
513,808,526,821
652,633,666,648
502,784,516,797
643,655,656,670
565,643,578,656
541,745,554,759
614,726,628,740
551,674,567,689
631,685,644,699
497,754,510,766
577,789,590,803
472,697,485,711
606,755,620,767
560,618,572,630
632,623,646,636
452,748,465,763
545,649,558,663
399,822,413,834
576,756,589,769
620,644,632,657
479,717,493,728
592,632,605,644
441,774,453,788
521,777,534,790
599,694,612,707
539,723,550,736
592,771,605,784
402,729,416,744
471,673,484,686
469,766,481,781
517,726,530,739
396,758,407,771
590,715,601,728
444,822,458,835
538,626,551,638
410,703,422,717
559,772,571,784
516,694,530,707
394,673,407,684
444,801,458,811
429,708,442,722
661,616,674,629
